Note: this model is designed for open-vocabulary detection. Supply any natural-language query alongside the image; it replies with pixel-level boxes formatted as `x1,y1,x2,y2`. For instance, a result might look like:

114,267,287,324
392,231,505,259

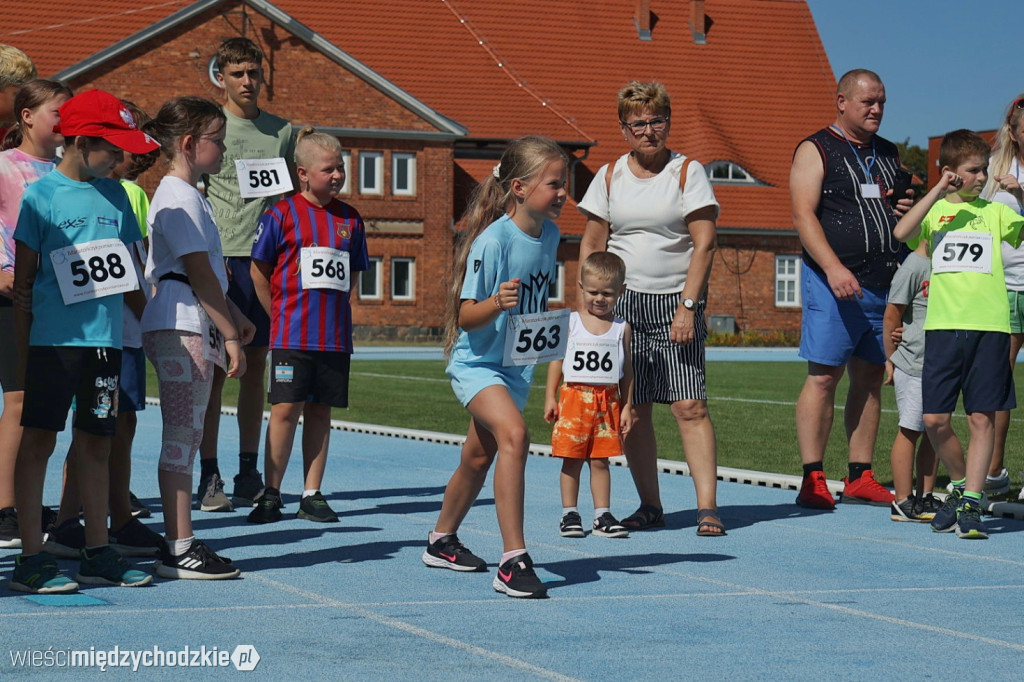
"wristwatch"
682,297,696,311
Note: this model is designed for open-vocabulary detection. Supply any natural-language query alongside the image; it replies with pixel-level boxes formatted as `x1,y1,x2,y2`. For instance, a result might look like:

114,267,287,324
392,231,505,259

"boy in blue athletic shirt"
8,90,159,593
893,129,1024,539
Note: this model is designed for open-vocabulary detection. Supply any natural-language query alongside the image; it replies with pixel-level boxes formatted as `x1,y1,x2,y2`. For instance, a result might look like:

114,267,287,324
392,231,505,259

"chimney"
689,0,707,44
634,0,653,41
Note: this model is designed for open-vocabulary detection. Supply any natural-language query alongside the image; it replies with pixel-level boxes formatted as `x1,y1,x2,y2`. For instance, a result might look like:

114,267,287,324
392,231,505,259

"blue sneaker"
931,488,962,533
954,500,989,539
9,552,79,594
76,546,152,587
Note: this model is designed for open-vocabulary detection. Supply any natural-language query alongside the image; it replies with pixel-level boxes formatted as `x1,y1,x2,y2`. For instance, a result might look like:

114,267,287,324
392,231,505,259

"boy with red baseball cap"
8,89,158,593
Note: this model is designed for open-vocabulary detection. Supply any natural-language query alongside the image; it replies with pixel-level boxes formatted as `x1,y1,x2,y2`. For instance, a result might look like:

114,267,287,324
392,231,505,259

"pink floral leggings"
143,330,213,474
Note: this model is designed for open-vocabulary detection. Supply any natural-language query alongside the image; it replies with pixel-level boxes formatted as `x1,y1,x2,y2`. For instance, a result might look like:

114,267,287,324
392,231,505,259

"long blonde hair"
982,94,1024,201
442,135,568,356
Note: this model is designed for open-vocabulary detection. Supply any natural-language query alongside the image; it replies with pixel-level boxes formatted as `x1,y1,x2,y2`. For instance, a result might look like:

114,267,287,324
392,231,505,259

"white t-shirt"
141,175,228,334
992,157,1024,289
577,152,720,294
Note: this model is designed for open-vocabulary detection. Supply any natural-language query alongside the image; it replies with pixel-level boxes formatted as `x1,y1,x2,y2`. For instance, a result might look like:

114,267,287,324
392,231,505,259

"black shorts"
22,346,121,436
268,349,350,407
226,257,270,348
922,330,1016,414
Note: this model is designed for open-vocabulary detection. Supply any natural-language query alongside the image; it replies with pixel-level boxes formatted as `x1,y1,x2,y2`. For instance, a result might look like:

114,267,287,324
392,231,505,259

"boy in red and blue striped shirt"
248,127,369,524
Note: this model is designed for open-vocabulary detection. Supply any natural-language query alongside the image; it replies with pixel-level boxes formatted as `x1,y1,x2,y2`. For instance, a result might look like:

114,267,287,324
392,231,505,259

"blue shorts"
799,263,887,366
447,361,533,412
922,330,1016,414
226,257,270,348
118,346,147,413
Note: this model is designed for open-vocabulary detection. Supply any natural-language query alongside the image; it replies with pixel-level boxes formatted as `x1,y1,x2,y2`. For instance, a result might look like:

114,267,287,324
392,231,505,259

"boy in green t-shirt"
893,129,1024,539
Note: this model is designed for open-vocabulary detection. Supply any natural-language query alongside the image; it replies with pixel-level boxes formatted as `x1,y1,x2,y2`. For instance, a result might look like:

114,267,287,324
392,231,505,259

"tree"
895,138,928,186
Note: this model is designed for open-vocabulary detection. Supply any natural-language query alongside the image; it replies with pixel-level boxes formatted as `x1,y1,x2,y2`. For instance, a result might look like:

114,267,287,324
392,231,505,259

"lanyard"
830,125,876,183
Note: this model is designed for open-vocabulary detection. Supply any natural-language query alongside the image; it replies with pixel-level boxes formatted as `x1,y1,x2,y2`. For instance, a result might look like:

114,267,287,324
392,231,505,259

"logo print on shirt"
517,271,552,315
473,259,481,273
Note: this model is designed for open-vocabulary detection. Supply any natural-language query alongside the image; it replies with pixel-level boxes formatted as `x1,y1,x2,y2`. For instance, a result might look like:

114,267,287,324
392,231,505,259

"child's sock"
802,462,824,478
594,507,610,520
500,549,527,565
562,506,579,516
302,489,318,499
428,531,451,545
950,478,966,491
962,490,983,504
167,536,194,557
848,463,871,482
239,452,258,474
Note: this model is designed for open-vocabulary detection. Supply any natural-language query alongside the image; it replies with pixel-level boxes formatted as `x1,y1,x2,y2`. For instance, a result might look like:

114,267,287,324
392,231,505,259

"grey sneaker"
984,468,1011,497
196,472,233,512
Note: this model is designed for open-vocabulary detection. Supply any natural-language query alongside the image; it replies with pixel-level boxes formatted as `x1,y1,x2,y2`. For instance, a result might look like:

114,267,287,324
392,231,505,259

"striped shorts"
615,288,708,404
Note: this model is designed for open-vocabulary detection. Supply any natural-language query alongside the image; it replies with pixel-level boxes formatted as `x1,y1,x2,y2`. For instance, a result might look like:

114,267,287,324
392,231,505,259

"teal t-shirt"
14,171,141,348
921,197,1024,332
204,108,294,256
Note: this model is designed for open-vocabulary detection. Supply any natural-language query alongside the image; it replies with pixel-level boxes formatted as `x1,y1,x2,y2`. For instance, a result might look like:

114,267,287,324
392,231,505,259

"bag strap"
605,156,694,199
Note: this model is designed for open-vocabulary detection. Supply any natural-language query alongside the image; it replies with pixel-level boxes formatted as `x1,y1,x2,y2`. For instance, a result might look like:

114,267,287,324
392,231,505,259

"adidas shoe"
154,539,240,580
955,500,989,539
297,492,339,523
196,472,232,512
492,552,547,598
421,533,487,572
840,471,894,506
890,496,928,523
232,469,265,508
796,470,835,510
109,518,163,557
592,512,629,538
76,546,152,587
931,489,963,533
9,552,78,594
559,511,585,538
247,488,283,524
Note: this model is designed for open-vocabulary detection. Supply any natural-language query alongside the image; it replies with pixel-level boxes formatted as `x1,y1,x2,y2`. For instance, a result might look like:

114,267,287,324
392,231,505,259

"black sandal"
696,508,726,537
620,504,665,530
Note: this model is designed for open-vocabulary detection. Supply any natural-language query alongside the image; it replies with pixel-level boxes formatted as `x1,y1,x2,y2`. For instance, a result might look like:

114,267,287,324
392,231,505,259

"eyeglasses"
620,116,669,135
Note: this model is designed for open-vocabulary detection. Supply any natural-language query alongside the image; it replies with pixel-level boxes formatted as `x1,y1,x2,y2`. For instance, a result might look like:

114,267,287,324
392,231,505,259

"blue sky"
805,0,1020,148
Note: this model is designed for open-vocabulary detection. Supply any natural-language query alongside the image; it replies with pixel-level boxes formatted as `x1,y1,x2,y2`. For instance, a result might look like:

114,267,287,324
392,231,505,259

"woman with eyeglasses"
985,94,1024,501
577,81,724,536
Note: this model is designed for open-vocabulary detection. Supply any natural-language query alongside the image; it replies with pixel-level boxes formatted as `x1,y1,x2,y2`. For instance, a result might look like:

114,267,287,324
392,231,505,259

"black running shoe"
493,552,547,598
931,489,962,533
559,511,585,538
109,518,163,557
154,539,240,580
232,469,265,508
76,545,151,587
0,507,20,549
129,492,152,518
247,488,283,524
421,533,487,572
43,519,86,558
297,492,338,523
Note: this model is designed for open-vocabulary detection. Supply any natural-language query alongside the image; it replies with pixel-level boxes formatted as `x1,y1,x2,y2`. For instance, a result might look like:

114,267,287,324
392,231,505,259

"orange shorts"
551,383,622,460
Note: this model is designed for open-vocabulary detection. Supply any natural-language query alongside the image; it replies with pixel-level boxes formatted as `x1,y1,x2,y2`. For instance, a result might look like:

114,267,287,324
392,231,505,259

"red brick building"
4,0,840,338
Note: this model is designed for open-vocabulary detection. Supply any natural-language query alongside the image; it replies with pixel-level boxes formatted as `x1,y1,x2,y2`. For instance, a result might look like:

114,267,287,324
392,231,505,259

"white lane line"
248,574,582,682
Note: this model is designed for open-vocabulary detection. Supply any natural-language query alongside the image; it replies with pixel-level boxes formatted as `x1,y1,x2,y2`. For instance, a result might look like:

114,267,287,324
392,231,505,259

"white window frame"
548,261,565,303
774,254,801,307
707,160,756,184
391,257,415,300
340,150,351,194
358,257,382,300
391,152,416,196
359,151,383,195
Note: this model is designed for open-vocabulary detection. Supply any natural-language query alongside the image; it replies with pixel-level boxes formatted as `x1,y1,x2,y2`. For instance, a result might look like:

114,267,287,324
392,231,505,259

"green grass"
147,359,1012,488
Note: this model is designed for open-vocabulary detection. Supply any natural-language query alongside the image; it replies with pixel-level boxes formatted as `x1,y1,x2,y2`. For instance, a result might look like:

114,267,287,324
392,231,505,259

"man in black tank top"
789,69,913,511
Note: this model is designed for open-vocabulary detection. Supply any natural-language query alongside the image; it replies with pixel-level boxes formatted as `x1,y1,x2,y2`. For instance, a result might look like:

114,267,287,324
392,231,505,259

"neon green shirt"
921,197,1024,332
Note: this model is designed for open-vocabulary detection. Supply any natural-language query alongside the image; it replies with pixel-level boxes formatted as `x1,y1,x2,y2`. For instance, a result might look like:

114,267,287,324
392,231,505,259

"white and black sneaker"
493,552,547,598
421,533,487,572
155,539,240,580
592,512,629,538
559,511,585,538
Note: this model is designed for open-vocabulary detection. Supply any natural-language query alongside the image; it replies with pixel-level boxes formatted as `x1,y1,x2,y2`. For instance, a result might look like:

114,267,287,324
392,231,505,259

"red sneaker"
840,471,894,506
796,470,835,510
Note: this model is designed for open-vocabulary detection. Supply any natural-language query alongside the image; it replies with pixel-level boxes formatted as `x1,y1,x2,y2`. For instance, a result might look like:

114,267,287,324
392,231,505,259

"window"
548,261,564,303
775,255,801,307
340,150,351,194
359,151,383,194
392,152,416,196
391,257,415,300
359,257,382,300
707,161,756,184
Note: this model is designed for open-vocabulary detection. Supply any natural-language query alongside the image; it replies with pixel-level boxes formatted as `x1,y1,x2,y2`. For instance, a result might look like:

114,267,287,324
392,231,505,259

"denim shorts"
799,263,887,367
